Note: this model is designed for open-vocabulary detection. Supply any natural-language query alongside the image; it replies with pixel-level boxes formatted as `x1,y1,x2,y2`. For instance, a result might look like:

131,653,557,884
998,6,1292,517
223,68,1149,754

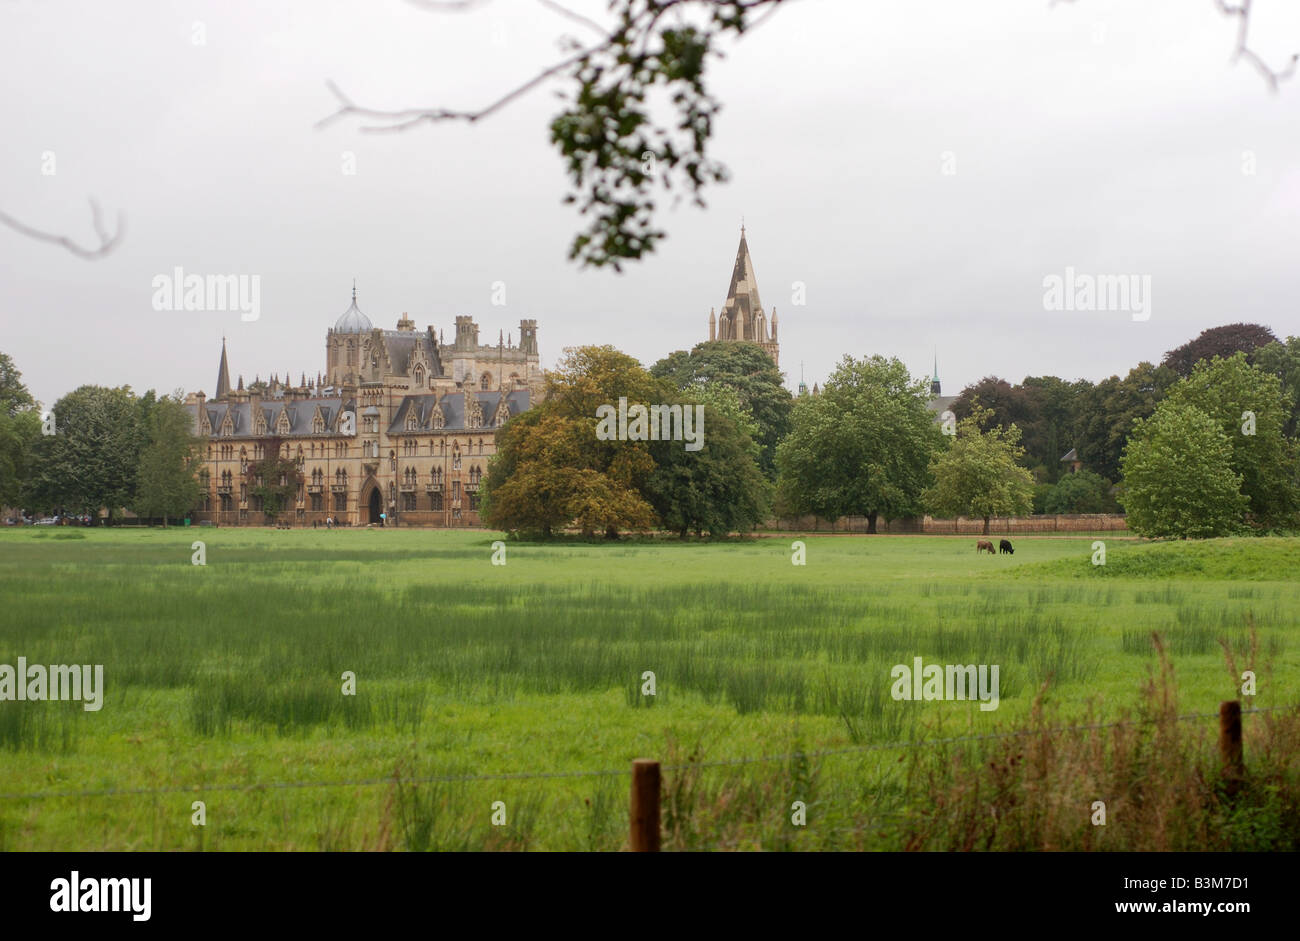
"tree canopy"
483,345,768,537
923,408,1035,534
1120,400,1247,538
1161,323,1277,378
650,340,792,476
775,355,940,532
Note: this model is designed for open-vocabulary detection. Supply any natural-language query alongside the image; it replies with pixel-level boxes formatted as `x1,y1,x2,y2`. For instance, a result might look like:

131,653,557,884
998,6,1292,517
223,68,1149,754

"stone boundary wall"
767,513,1128,534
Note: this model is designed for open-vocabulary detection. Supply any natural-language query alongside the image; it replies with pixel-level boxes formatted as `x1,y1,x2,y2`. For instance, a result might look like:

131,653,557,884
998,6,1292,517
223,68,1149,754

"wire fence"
3,702,1294,803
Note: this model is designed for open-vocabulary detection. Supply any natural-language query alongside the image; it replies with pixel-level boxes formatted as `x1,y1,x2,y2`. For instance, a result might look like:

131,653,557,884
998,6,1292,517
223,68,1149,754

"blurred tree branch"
0,200,124,260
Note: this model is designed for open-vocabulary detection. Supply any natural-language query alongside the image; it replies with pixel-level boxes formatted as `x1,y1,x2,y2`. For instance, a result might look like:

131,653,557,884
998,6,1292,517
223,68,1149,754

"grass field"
1,528,1297,850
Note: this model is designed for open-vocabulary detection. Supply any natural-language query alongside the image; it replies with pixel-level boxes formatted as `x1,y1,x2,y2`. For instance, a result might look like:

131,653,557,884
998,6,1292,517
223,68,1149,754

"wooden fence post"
1219,700,1243,797
630,759,661,852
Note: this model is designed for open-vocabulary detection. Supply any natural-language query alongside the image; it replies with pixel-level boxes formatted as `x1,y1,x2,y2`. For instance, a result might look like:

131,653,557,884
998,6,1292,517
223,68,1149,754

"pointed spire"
215,336,232,400
720,227,762,344
237,374,244,391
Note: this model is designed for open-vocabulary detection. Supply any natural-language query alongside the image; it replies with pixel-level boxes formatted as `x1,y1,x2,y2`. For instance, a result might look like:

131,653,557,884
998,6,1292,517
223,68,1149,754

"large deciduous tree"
775,355,940,533
1158,353,1297,526
1074,361,1177,483
650,340,792,476
24,385,144,518
1119,401,1247,538
923,408,1035,535
1252,336,1300,439
134,394,203,524
1161,323,1278,378
0,353,40,509
483,344,768,538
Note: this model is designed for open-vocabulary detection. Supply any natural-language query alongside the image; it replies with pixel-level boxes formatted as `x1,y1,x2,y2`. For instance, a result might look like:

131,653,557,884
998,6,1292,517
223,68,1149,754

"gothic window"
199,469,210,489
276,413,291,435
406,410,420,431
389,451,396,471
313,415,325,434
452,448,461,471
480,373,491,391
240,483,247,503
402,492,416,511
388,482,396,504
255,416,267,436
413,365,425,386
254,444,265,461
334,492,346,512
296,446,304,465
430,491,443,511
310,493,323,511
452,480,461,500
346,340,355,366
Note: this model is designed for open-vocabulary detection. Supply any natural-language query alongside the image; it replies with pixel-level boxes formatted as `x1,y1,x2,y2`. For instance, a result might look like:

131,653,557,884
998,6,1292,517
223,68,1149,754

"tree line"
0,354,203,524
485,323,1300,539
4,320,1297,537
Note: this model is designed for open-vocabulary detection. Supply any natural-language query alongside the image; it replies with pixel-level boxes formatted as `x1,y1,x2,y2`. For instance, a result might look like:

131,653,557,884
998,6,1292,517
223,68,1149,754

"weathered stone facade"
185,289,542,527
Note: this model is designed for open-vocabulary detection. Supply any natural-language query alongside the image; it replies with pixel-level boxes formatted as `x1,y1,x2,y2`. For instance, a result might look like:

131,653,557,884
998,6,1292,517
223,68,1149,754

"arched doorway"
368,488,382,524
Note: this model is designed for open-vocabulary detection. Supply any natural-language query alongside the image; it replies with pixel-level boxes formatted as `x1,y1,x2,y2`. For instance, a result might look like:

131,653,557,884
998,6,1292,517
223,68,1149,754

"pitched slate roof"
925,395,958,416
388,389,530,434
187,396,354,438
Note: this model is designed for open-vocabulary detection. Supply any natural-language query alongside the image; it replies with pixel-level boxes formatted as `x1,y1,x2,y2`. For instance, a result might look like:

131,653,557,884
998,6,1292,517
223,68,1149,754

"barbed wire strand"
2,703,1292,802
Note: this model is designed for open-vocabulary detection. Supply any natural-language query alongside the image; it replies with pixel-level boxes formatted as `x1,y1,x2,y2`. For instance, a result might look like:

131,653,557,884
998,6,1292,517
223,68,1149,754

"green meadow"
0,528,1297,851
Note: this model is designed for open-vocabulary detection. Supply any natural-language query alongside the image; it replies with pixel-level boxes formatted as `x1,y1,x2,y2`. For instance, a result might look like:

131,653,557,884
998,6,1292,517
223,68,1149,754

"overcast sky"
3,0,1299,408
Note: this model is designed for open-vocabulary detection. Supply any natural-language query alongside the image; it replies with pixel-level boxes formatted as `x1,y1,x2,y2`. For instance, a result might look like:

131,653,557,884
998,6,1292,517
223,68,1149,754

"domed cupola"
334,282,373,333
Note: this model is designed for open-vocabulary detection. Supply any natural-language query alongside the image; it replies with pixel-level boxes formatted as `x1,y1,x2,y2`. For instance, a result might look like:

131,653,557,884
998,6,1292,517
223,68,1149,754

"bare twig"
316,29,613,133
537,0,608,37
1215,0,1300,91
0,199,124,260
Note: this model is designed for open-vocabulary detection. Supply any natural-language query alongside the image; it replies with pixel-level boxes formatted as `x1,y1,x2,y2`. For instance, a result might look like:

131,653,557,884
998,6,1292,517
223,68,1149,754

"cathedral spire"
710,225,778,366
930,350,941,397
215,337,232,400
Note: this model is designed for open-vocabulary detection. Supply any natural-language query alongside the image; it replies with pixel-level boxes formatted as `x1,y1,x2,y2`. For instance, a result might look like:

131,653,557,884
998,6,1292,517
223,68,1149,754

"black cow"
999,539,1014,555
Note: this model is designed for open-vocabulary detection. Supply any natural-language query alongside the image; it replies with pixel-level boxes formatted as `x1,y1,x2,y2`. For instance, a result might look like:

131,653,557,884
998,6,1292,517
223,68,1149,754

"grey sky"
3,0,1299,409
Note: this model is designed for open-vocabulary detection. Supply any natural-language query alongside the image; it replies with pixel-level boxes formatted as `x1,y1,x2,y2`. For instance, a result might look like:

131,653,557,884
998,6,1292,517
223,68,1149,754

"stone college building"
185,288,541,527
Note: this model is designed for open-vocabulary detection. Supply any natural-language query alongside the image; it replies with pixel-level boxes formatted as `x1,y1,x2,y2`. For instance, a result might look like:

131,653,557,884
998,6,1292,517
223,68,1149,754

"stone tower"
709,225,779,366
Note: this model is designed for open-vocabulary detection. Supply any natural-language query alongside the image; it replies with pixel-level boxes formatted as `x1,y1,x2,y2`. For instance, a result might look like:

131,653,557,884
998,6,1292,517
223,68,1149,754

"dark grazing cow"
976,540,995,554
999,539,1014,554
